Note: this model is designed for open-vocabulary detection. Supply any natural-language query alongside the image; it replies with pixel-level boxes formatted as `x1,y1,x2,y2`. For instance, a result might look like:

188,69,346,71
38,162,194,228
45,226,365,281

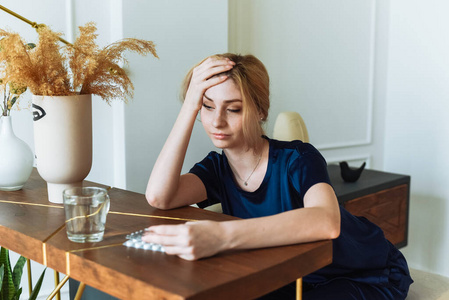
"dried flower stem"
0,22,158,103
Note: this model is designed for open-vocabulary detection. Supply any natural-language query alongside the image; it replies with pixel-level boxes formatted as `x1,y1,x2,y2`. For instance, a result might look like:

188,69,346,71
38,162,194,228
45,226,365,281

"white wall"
229,0,385,170
121,0,228,193
384,0,449,277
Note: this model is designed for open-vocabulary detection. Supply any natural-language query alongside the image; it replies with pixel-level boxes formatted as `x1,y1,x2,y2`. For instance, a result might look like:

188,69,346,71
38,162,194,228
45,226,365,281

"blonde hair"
181,53,270,152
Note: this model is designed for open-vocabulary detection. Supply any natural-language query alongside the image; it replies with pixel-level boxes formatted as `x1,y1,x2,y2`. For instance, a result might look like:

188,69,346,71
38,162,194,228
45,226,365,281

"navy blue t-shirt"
189,138,412,293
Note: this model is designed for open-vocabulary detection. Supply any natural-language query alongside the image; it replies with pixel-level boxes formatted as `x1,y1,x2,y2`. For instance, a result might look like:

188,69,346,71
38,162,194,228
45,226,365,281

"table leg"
27,258,32,295
296,278,302,300
46,275,70,300
74,282,86,300
54,270,60,300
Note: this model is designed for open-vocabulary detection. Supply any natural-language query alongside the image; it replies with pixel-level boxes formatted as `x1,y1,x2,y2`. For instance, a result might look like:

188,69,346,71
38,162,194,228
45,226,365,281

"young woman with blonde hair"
144,53,412,299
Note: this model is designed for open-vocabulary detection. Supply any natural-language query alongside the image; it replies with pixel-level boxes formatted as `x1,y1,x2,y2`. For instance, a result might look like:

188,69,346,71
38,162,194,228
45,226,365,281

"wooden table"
0,170,332,300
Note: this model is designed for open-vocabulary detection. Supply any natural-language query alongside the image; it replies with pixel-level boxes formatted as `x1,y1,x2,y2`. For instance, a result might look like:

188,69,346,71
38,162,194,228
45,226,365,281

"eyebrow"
203,94,242,103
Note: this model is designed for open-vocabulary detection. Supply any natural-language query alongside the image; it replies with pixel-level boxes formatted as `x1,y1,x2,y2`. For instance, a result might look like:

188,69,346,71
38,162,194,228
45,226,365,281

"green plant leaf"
28,268,46,300
0,248,15,300
1,249,45,300
11,256,25,290
0,264,4,298
0,247,7,266
12,287,21,300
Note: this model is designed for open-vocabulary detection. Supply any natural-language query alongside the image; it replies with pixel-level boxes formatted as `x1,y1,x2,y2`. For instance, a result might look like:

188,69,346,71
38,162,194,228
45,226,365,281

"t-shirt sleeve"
188,152,222,209
289,143,331,200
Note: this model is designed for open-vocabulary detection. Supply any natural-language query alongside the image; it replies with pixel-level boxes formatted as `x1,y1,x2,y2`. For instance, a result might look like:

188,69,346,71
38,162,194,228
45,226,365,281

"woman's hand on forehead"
184,57,235,112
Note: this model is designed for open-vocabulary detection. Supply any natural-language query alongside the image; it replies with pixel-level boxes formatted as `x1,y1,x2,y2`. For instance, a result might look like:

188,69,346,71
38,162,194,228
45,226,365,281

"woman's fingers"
195,57,234,75
192,57,235,84
143,225,200,259
146,224,186,235
142,221,223,261
143,224,190,246
183,57,235,110
143,232,183,246
163,245,195,257
194,63,234,82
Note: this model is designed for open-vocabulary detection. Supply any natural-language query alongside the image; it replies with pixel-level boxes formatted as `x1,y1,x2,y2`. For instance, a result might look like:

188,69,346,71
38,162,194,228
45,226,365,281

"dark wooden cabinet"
327,164,410,248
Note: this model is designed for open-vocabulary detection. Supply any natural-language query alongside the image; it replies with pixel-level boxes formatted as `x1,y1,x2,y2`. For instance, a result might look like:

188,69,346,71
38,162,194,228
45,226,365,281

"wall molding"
315,0,376,151
110,0,127,190
65,0,75,43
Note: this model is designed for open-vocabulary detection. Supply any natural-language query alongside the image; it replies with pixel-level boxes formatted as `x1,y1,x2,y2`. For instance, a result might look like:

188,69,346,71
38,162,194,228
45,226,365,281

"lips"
212,133,230,140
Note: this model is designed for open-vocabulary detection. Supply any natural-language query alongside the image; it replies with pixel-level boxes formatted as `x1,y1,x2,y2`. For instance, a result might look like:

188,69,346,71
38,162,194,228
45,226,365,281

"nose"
212,110,226,128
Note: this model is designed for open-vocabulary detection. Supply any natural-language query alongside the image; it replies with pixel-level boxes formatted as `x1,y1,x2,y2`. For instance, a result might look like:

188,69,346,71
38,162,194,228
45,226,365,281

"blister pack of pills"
123,229,165,252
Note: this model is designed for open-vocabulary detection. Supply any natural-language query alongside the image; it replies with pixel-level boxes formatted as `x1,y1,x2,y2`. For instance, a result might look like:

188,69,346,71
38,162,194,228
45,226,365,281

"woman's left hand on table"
142,220,227,261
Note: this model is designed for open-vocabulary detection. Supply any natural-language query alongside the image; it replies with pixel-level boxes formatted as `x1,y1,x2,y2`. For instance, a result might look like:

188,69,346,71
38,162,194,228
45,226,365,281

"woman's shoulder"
196,150,223,166
266,136,321,156
266,137,328,173
189,150,224,178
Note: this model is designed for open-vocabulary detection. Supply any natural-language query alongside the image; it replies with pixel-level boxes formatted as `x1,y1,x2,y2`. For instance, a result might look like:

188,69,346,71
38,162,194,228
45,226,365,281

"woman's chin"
211,140,228,149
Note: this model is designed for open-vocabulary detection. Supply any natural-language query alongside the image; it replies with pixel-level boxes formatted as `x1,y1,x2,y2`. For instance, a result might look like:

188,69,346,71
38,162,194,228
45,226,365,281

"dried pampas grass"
0,22,158,104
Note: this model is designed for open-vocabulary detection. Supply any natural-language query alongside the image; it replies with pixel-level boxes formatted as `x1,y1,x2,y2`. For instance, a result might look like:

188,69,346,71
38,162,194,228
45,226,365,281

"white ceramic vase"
0,116,34,191
32,94,92,203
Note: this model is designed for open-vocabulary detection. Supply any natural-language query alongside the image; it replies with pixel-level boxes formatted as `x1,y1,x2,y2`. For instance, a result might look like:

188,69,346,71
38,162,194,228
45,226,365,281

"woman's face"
200,78,245,151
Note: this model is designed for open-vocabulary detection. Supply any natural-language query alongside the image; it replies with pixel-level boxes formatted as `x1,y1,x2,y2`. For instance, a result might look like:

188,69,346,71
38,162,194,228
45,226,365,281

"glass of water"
63,187,110,243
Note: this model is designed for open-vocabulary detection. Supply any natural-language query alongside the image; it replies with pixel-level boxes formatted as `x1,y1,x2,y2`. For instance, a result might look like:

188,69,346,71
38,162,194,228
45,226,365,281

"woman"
144,53,413,299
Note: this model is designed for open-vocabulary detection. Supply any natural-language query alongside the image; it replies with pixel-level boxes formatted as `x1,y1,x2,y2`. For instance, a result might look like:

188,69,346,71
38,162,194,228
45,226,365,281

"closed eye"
202,103,214,110
227,108,241,113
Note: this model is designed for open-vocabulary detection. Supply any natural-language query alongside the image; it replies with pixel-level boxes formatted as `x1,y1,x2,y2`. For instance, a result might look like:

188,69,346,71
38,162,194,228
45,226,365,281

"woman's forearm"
145,103,199,208
144,203,340,261
220,183,340,250
146,58,234,209
221,206,341,251
144,182,340,261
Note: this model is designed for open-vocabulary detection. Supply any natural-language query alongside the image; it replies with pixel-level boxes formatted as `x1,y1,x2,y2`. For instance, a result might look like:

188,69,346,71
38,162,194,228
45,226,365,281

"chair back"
273,111,309,142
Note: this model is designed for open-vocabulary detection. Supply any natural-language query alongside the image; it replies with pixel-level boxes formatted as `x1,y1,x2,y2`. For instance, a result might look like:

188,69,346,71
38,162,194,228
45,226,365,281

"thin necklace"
233,155,262,186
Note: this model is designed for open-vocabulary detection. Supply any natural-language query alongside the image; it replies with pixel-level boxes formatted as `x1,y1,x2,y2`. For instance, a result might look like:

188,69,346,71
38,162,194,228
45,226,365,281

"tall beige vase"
32,94,92,203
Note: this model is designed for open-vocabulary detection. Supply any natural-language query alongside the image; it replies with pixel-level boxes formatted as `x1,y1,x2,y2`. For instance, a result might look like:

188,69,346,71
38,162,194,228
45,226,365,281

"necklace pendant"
244,182,248,186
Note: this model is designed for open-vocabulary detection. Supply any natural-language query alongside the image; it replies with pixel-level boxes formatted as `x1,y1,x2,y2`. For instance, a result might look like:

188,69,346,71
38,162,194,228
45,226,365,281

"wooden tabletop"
0,169,332,300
